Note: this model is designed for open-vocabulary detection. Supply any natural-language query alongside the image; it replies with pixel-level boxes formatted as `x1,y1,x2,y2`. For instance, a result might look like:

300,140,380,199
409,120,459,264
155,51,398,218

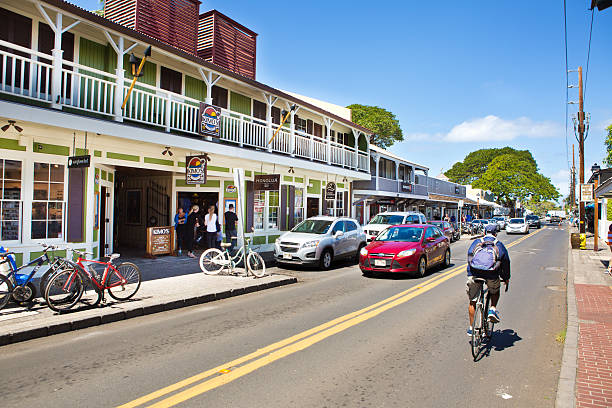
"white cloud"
550,169,570,182
444,115,561,142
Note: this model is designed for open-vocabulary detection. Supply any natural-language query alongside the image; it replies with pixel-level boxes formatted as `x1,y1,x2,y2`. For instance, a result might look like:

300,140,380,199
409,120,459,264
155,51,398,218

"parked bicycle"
45,250,141,313
199,237,266,278
470,278,508,360
0,244,73,310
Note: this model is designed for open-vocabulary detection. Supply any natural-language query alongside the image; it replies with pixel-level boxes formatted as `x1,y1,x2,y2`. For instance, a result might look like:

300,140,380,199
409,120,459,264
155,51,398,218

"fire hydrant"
579,233,587,250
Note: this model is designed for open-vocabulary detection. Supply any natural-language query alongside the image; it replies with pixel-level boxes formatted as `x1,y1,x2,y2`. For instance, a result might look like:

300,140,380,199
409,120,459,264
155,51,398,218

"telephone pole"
578,66,586,234
572,144,576,209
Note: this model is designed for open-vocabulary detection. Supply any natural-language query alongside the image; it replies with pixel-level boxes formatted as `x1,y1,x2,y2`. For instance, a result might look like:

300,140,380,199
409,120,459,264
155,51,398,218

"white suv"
363,211,427,242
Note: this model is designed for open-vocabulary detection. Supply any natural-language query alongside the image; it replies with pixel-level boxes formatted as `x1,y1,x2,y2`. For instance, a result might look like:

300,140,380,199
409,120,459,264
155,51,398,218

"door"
331,221,348,256
344,219,360,254
99,185,113,256
422,226,437,264
307,197,319,218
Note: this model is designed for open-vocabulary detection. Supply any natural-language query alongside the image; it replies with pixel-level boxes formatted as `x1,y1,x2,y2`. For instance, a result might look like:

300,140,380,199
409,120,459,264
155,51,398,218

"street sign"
68,155,91,168
580,183,594,202
254,174,280,191
325,182,337,200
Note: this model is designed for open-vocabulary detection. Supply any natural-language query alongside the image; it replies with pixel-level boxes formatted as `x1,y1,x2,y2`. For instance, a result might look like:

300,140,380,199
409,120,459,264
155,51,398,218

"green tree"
525,200,560,216
604,124,612,166
347,104,403,149
445,147,536,184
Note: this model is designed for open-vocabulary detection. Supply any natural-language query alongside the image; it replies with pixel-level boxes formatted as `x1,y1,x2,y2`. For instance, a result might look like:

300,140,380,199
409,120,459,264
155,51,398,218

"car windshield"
509,218,524,224
493,217,503,221
291,219,333,234
376,226,423,242
369,214,405,225
526,215,538,220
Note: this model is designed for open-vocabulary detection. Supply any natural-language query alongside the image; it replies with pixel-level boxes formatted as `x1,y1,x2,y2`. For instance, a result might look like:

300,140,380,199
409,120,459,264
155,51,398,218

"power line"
564,0,570,172
584,7,595,102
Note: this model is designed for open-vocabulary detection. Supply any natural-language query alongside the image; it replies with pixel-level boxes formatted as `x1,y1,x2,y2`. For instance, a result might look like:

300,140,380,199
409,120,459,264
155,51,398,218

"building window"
379,158,396,179
335,191,344,217
294,188,304,224
268,190,279,229
295,116,307,133
254,190,265,230
32,162,65,239
0,159,22,241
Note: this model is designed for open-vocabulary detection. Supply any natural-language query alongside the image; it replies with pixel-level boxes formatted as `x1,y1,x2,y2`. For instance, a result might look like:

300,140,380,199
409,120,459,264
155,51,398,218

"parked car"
506,218,529,234
492,216,506,230
363,211,427,242
359,224,451,277
486,219,501,232
550,215,561,225
525,214,541,229
274,216,367,270
428,220,460,242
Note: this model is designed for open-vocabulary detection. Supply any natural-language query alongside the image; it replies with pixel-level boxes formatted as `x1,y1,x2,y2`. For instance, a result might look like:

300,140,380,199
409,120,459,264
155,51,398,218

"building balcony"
0,40,369,173
352,177,428,197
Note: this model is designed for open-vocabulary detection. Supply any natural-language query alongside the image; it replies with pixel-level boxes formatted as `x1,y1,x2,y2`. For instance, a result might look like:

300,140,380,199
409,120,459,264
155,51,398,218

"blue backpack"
468,238,501,272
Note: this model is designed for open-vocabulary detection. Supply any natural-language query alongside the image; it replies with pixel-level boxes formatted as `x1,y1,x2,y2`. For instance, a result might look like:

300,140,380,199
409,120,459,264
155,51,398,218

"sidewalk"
558,231,612,408
0,257,295,346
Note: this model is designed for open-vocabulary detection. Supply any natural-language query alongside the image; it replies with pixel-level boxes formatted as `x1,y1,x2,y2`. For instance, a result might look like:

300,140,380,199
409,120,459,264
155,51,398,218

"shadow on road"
475,329,522,361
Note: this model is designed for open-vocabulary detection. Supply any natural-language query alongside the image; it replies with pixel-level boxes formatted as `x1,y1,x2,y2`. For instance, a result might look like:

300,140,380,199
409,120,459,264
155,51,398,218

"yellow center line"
119,229,542,408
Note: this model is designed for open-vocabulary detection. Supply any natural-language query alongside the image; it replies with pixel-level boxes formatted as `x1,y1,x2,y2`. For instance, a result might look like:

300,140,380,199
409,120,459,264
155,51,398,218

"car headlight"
397,249,417,257
360,247,368,256
302,240,320,248
275,238,280,245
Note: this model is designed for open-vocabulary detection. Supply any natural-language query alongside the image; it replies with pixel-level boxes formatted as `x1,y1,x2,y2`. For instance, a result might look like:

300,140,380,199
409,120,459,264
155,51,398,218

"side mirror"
334,230,344,238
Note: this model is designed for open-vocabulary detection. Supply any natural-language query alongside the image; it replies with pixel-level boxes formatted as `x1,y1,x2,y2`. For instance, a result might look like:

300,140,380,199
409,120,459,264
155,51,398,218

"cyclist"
466,223,510,336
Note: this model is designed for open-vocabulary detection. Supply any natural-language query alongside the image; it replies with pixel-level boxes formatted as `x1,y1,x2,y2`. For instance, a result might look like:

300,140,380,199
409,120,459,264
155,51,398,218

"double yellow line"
119,228,544,408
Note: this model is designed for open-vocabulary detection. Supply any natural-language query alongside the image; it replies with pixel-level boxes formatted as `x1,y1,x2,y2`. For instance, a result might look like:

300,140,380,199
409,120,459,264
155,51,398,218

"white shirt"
205,213,217,232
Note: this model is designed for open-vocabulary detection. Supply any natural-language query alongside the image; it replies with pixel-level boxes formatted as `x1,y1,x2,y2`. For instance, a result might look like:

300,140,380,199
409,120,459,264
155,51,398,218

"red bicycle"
45,250,141,313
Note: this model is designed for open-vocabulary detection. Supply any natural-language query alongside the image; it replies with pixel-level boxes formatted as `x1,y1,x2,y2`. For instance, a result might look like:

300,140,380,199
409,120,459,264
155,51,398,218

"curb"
555,231,578,408
0,276,297,347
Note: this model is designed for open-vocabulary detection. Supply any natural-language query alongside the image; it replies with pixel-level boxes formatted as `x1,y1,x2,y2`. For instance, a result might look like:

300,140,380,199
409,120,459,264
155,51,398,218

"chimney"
104,0,200,55
198,10,257,79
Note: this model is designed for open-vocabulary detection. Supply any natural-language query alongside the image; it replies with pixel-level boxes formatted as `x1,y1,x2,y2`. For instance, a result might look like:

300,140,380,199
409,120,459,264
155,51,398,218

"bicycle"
45,250,142,313
199,237,266,278
0,244,73,310
470,278,508,360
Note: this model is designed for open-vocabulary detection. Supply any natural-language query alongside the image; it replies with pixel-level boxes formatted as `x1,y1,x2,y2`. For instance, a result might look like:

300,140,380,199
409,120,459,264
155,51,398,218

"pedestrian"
224,203,239,252
184,205,203,258
607,224,612,274
174,207,186,255
204,205,219,250
444,214,450,222
450,214,456,223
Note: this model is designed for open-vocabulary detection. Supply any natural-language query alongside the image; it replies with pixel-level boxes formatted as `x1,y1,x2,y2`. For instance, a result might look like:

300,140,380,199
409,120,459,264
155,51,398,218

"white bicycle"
199,237,266,278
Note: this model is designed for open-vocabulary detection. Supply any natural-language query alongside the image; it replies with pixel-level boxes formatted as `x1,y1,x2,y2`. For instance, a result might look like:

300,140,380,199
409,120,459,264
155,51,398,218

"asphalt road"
0,225,567,408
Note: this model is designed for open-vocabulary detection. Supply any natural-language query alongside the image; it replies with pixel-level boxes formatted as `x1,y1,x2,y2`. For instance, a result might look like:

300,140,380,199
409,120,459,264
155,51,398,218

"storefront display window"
294,188,304,224
32,162,65,239
254,190,265,230
325,200,334,216
0,159,22,241
268,191,279,229
335,191,344,217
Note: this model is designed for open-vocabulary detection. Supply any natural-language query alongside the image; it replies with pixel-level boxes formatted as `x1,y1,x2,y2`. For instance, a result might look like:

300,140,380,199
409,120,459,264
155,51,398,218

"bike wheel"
246,252,266,278
484,295,494,338
45,269,84,313
107,262,141,301
0,273,14,310
471,304,483,360
200,248,226,275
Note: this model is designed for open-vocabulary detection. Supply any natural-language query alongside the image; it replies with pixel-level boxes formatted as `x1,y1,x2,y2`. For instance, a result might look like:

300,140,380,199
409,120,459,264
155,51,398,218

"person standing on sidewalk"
184,205,203,258
174,207,186,255
224,203,239,252
204,205,219,250
607,224,612,274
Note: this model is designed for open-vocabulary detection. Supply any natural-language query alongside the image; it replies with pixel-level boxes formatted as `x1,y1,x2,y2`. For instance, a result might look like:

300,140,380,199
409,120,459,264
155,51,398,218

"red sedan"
359,224,451,277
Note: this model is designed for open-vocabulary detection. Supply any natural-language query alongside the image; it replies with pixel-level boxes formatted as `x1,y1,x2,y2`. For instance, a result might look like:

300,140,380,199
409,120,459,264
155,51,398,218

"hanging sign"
185,155,207,185
68,155,91,168
376,198,396,205
254,174,280,191
325,182,337,200
400,183,413,193
198,103,221,137
580,183,594,202
146,226,174,256
226,185,237,193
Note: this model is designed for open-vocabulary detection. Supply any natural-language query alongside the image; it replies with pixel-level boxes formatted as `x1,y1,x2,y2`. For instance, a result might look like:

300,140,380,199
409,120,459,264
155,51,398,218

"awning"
428,193,476,205
596,177,612,198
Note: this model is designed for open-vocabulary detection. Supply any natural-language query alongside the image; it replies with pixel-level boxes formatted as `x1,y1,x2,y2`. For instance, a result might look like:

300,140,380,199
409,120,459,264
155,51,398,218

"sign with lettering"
325,182,337,200
254,174,280,191
198,103,221,137
580,183,594,202
146,226,174,256
226,185,237,193
400,183,413,193
185,155,207,185
68,155,91,168
376,199,396,205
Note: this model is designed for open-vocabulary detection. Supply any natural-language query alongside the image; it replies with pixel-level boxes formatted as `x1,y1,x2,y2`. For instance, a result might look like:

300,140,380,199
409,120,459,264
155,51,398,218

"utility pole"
572,144,576,209
578,66,586,235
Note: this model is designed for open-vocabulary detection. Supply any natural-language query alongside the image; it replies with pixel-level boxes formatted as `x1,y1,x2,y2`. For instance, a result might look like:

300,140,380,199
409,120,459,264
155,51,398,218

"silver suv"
363,211,427,241
274,216,367,269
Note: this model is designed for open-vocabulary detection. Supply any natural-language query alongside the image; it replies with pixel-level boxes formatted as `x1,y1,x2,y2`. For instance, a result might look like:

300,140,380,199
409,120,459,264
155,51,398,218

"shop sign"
146,226,174,256
580,183,594,202
185,155,207,185
254,174,280,191
68,155,90,168
377,199,396,205
198,103,221,137
226,185,237,193
400,183,413,193
325,182,337,200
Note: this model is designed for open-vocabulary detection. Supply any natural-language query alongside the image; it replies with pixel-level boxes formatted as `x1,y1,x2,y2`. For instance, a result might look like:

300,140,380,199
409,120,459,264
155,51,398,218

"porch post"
198,68,220,105
352,129,360,170
104,33,137,122
325,117,334,165
51,12,63,109
395,160,400,193
373,153,380,191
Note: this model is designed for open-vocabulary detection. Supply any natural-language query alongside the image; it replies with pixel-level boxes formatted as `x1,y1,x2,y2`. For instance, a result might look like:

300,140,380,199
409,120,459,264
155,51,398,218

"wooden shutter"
246,180,254,231
67,168,85,242
38,23,74,92
212,85,228,108
253,100,266,121
321,190,327,214
271,106,281,124
314,123,322,138
160,66,182,94
288,186,296,229
306,120,313,135
280,185,288,231
344,191,349,218
0,7,32,90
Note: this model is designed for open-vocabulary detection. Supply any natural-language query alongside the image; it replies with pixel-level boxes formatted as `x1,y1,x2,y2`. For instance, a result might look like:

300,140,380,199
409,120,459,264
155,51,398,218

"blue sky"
74,1,612,199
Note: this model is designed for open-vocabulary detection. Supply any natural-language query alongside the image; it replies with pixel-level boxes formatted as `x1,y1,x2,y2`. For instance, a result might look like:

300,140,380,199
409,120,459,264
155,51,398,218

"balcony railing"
0,40,369,173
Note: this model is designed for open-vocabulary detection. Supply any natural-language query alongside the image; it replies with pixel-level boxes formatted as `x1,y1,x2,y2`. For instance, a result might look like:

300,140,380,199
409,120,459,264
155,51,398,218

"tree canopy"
604,124,612,166
347,104,403,149
525,200,561,217
444,147,559,208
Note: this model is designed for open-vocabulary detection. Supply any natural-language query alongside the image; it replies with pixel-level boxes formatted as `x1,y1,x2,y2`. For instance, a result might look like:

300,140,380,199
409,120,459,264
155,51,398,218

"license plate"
374,259,386,267
283,253,292,260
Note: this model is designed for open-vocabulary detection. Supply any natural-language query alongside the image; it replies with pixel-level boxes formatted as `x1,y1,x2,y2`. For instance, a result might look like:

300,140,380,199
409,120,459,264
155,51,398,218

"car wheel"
320,249,333,270
443,249,451,268
417,257,427,278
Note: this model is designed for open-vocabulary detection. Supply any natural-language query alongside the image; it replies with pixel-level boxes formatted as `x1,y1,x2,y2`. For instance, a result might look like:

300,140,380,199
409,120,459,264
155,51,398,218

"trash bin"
570,232,581,249
580,233,587,250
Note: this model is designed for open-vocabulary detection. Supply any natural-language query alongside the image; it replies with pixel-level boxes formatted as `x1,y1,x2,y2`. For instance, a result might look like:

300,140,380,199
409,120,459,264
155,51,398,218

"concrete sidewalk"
0,262,296,346
557,230,612,408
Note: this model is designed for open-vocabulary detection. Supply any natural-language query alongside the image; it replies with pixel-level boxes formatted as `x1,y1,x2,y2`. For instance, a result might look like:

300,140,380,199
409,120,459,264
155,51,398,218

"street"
0,226,567,408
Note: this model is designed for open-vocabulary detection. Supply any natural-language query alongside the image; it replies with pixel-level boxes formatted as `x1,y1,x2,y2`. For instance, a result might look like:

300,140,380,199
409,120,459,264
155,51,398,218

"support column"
198,68,221,105
373,154,380,191
263,93,277,153
105,33,137,122
352,129,360,170
324,118,334,165
395,160,400,193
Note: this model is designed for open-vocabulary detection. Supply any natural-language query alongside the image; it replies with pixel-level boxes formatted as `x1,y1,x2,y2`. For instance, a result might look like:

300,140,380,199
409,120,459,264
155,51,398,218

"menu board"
146,226,174,256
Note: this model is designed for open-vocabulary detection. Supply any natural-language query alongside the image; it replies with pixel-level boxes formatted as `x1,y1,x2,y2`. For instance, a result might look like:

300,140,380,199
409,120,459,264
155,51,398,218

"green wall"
230,92,251,116
185,75,206,102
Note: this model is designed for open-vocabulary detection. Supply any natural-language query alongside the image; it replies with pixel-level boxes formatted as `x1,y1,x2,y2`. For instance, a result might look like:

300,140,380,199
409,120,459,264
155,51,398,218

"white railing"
0,42,369,172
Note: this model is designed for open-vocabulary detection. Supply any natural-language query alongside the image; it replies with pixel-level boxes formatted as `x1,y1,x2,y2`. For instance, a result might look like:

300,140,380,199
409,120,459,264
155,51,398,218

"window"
212,85,228,108
325,199,334,216
335,191,344,217
406,215,420,224
0,159,22,241
294,188,304,225
346,221,358,232
295,116,307,133
268,191,279,229
32,162,64,239
424,227,434,240
331,221,345,235
160,66,182,94
379,158,396,179
254,190,265,230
